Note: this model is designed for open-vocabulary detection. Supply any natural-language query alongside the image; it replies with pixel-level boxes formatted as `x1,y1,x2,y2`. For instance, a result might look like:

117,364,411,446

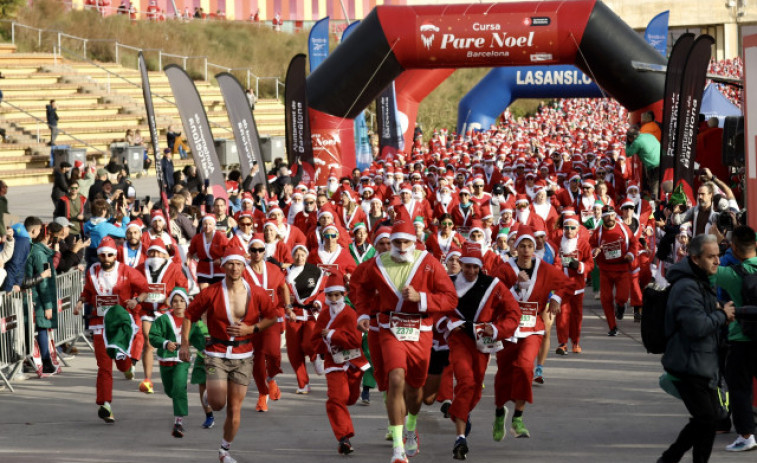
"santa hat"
601,205,616,217
268,206,283,217
291,244,309,256
460,241,483,267
399,183,413,195
147,238,169,255
168,287,190,307
324,272,346,294
322,224,339,235
515,194,529,205
468,219,485,237
317,204,335,221
390,210,416,242
620,197,635,209
97,236,117,255
221,246,247,265
373,226,392,245
445,248,462,264
150,210,166,224
237,211,254,221
263,219,279,233
627,182,640,192
581,179,596,189
241,192,255,204
458,187,471,196
250,233,265,248
201,214,216,225
568,171,582,182
514,225,536,248
126,219,144,232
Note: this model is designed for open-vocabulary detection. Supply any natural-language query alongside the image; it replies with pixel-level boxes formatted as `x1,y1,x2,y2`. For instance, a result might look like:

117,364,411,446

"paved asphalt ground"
0,181,751,463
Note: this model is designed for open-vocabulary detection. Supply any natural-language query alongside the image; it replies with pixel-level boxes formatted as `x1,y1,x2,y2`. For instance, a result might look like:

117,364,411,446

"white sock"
175,416,183,425
221,439,231,451
457,434,466,440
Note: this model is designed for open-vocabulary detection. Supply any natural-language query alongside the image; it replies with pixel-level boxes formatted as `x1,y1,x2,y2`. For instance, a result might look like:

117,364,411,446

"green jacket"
349,243,376,265
714,256,757,342
626,133,660,168
149,312,206,363
26,241,57,329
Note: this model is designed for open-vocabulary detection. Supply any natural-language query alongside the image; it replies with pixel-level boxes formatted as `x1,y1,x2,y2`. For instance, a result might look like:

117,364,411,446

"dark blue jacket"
46,104,58,126
1,224,31,292
161,155,175,197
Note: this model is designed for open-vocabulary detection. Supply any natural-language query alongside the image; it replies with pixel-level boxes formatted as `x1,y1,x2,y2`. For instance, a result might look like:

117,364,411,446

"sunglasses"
250,248,265,253
100,253,115,258
305,201,315,205
563,226,577,230
70,187,79,190
239,222,253,227
582,187,592,190
440,221,453,226
323,234,338,239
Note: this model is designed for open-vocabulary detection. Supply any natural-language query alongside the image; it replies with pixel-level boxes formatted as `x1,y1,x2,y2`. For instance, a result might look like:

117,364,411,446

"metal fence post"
182,56,187,69
38,29,41,47
246,69,250,90
115,42,119,65
204,57,208,81
255,77,259,100
158,50,162,70
57,32,61,52
275,78,279,100
11,22,14,45
83,39,87,58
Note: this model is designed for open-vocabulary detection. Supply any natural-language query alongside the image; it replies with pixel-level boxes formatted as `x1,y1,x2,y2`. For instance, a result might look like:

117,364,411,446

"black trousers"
725,340,757,436
660,375,721,463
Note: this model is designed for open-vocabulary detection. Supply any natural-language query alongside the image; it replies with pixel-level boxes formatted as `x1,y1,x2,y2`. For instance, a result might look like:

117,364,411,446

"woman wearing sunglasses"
426,213,464,262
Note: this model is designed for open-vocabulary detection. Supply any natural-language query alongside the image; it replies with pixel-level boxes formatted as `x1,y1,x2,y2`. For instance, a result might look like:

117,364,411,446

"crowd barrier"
0,269,91,392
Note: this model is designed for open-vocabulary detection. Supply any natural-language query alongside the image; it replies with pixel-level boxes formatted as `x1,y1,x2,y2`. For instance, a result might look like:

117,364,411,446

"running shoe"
533,365,544,384
256,394,269,412
361,388,370,405
123,365,135,381
219,449,237,463
440,400,451,418
634,306,642,323
607,327,618,337
296,384,311,394
555,344,568,355
615,303,626,320
572,344,582,354
385,430,393,441
452,436,468,460
268,379,281,400
492,409,507,442
338,437,354,455
98,404,115,424
511,417,530,438
403,429,420,457
202,415,215,429
725,435,757,452
172,423,184,438
139,379,154,394
390,449,409,463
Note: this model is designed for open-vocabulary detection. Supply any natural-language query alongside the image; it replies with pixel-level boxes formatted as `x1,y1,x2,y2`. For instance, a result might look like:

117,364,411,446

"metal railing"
52,269,93,367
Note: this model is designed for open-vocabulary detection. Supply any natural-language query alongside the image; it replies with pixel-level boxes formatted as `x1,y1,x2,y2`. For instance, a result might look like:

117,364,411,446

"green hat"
413,216,425,227
169,287,190,306
352,222,367,233
593,199,604,207
668,183,687,207
497,227,510,237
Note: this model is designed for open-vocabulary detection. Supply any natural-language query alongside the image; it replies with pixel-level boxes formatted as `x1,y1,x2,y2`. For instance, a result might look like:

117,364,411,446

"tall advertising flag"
376,82,403,158
285,54,314,182
673,35,714,198
659,33,695,195
309,17,330,72
164,64,228,201
341,20,360,43
138,52,171,218
644,11,669,57
216,72,267,188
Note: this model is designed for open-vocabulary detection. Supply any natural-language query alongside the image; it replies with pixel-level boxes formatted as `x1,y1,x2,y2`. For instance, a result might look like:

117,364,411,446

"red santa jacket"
451,203,481,229
138,260,188,319
336,205,368,232
556,235,594,295
491,257,573,337
186,279,277,359
280,223,307,249
141,229,182,266
309,303,369,374
307,245,357,277
80,262,150,332
188,231,229,279
483,169,504,193
244,261,287,313
589,222,639,272
117,241,146,269
352,251,458,331
425,231,464,261
555,187,581,210
294,210,318,236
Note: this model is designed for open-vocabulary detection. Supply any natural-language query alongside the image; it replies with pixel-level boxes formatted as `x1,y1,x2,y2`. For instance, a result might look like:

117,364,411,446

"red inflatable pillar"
308,108,356,185
395,68,455,150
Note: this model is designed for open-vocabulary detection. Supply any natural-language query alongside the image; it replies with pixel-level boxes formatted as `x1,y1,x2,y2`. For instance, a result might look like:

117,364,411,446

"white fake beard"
385,177,395,187
328,297,346,315
412,192,423,201
390,243,416,263
440,193,452,206
561,236,578,255
145,257,166,272
671,213,684,226
484,166,494,176
515,208,530,224
328,181,338,193
629,193,640,206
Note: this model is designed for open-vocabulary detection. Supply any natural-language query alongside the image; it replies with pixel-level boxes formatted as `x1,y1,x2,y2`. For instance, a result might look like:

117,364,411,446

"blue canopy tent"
699,83,742,127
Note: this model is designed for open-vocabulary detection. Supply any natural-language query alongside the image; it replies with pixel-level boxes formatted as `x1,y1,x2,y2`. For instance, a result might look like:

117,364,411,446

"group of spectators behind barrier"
0,268,89,392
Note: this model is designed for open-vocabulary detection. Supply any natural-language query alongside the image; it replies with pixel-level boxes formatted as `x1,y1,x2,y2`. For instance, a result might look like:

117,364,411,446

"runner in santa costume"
307,224,357,278
268,205,307,249
554,214,594,355
74,236,150,423
589,205,638,336
294,191,318,235
555,171,582,209
425,213,464,262
227,211,256,261
262,219,293,267
141,210,181,266
451,187,481,231
618,197,646,323
306,203,352,249
244,233,290,412
310,272,370,455
187,215,229,290
285,244,326,394
490,225,573,440
531,221,563,384
137,238,189,394
118,219,146,268
513,194,546,230
466,219,501,275
353,212,457,463
179,247,277,463
442,242,521,460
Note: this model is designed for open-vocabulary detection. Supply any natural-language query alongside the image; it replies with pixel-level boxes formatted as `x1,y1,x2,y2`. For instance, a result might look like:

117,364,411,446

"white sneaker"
314,357,325,375
295,384,311,394
391,447,408,463
219,449,237,463
726,434,757,452
403,429,420,457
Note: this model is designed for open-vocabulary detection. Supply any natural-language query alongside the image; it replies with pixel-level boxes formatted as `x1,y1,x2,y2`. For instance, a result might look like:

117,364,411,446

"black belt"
208,337,251,347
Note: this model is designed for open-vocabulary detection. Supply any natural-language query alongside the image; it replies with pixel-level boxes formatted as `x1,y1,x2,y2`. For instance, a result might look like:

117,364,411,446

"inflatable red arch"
306,0,665,183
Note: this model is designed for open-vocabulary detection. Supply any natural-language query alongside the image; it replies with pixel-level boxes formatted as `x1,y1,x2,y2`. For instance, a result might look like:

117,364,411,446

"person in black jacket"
51,161,71,205
658,234,735,463
46,100,59,146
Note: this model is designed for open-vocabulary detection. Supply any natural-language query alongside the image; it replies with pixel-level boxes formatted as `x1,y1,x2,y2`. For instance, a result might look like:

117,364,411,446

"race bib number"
331,347,362,364
317,264,339,275
518,301,538,329
389,315,421,342
96,295,119,317
145,283,166,304
603,240,623,260
474,323,504,353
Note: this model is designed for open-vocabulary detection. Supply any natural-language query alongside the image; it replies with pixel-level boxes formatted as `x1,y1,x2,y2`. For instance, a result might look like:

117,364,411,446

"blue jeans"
37,327,50,360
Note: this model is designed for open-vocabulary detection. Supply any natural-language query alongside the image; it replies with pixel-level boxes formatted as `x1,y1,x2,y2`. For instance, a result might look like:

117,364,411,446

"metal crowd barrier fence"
52,269,93,367
0,289,33,392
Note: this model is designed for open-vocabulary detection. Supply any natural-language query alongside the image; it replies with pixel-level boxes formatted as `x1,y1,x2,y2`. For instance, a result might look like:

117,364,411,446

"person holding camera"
659,234,735,463
26,222,58,375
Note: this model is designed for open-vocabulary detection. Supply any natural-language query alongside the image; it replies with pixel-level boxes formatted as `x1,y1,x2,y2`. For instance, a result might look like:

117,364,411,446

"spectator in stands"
54,181,88,238
161,148,175,198
51,161,71,206
183,165,200,194
1,216,42,293
125,129,135,145
165,125,187,160
46,100,59,146
640,110,661,142
246,88,256,110
26,223,58,374
0,180,8,243
51,218,88,273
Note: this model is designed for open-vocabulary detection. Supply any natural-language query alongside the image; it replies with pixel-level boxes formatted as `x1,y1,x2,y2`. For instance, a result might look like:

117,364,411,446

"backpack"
730,265,757,341
641,284,671,354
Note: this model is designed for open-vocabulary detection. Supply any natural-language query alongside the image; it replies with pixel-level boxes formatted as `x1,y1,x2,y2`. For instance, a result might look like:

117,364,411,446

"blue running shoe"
202,415,215,429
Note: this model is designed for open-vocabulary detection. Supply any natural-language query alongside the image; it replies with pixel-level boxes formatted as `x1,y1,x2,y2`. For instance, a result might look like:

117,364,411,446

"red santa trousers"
326,366,363,440
367,328,386,391
494,334,542,407
93,333,134,405
252,322,283,395
629,270,643,307
285,319,317,388
436,364,454,403
379,329,433,390
599,269,630,330
447,333,489,422
557,293,584,345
